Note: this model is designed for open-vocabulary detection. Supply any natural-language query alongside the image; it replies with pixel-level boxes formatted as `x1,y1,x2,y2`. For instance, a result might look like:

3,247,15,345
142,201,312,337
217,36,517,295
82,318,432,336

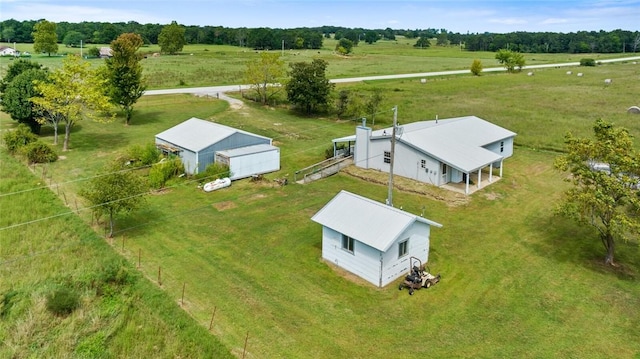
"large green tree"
554,119,640,266
62,30,85,47
31,55,114,151
105,33,146,125
1,68,49,134
81,161,148,238
0,59,42,93
32,20,58,56
285,59,334,115
414,37,431,49
243,52,286,105
495,49,525,73
158,21,185,55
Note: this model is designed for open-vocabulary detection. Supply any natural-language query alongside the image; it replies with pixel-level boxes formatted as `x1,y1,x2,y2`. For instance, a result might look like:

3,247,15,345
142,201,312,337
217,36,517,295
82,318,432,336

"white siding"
321,221,432,288
217,147,280,180
321,227,383,287
379,223,431,287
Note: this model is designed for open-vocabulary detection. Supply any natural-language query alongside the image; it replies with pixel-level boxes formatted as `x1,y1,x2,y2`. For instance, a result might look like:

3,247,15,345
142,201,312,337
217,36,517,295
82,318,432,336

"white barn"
311,190,442,288
155,117,279,177
334,116,516,195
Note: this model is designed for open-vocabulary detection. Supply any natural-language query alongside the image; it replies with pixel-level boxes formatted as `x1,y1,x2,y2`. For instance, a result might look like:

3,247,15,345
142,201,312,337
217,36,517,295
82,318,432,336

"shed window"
500,141,504,153
442,163,447,175
384,151,391,164
420,159,426,168
342,234,355,254
398,239,409,258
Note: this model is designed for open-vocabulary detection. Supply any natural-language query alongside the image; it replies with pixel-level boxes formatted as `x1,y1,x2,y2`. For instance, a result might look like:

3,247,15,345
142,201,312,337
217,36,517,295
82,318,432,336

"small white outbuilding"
311,190,442,288
215,144,280,180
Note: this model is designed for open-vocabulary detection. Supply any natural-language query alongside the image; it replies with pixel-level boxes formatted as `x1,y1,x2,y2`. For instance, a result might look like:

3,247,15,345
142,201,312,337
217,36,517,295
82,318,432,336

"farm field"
1,38,630,89
1,43,640,357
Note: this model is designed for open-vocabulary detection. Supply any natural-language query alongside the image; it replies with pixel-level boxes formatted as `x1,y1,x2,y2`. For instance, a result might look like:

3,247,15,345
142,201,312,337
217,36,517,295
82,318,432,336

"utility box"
215,144,280,180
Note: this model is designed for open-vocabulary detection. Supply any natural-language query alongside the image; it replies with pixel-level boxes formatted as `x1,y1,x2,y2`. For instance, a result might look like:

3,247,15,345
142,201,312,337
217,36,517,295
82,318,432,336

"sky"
1,0,639,34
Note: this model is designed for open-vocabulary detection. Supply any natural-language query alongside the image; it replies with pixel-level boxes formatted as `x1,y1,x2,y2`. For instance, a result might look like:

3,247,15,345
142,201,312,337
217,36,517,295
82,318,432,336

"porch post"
465,172,470,195
477,169,481,188
499,159,504,177
489,164,493,183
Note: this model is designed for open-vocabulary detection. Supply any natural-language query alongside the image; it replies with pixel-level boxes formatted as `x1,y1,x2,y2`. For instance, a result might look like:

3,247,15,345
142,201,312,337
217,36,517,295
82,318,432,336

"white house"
0,46,18,56
99,47,113,58
333,116,517,195
311,190,442,288
155,117,279,177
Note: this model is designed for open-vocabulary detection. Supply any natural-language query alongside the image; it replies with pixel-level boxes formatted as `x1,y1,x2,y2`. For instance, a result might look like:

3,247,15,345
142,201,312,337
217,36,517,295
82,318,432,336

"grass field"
1,38,630,89
1,43,640,357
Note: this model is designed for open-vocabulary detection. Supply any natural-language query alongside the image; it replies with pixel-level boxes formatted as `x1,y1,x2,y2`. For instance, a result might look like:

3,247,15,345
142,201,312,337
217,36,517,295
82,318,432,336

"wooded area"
1,19,639,53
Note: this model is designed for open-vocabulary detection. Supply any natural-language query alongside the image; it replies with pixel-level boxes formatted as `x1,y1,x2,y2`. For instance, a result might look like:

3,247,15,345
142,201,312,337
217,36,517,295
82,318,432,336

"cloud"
541,18,570,25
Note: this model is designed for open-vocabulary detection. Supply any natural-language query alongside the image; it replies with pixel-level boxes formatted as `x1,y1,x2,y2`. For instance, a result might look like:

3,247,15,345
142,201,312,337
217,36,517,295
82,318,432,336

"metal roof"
155,117,271,152
311,190,442,252
333,116,516,173
216,143,278,157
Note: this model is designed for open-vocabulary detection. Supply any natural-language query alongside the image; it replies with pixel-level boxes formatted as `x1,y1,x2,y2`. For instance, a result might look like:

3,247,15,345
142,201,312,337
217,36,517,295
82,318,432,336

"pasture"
1,37,627,89
1,40,640,357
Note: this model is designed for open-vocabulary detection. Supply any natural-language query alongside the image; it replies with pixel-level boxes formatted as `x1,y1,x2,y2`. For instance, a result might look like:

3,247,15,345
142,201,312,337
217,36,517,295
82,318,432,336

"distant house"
333,116,517,195
311,190,442,287
99,47,113,58
155,117,279,177
0,46,18,56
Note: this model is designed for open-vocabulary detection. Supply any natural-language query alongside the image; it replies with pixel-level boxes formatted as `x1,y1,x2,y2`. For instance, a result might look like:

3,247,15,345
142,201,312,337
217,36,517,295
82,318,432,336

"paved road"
143,56,640,98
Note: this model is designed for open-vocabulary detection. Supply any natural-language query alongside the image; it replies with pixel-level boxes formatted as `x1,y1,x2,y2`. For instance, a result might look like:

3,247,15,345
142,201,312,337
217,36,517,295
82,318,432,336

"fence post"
181,283,186,306
242,331,249,359
158,266,162,286
209,306,217,330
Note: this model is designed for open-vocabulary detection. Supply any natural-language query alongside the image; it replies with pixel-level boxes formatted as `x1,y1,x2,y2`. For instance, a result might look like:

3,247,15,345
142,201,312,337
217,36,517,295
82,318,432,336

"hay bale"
566,71,572,75
527,72,534,76
627,106,640,114
604,78,612,85
577,73,583,77
420,78,427,84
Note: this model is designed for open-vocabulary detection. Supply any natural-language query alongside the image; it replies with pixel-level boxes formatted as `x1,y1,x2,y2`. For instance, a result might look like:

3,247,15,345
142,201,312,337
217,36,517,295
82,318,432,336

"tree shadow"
118,110,163,126
526,211,638,281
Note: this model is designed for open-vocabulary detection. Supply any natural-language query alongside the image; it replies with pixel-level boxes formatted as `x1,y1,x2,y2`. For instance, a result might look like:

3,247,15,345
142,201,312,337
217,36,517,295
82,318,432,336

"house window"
442,163,447,175
342,234,355,253
384,151,391,164
420,159,426,168
500,141,504,153
398,239,409,258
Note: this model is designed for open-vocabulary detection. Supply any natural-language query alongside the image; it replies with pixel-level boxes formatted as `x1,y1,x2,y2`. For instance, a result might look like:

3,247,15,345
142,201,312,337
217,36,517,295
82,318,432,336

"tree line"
2,19,639,53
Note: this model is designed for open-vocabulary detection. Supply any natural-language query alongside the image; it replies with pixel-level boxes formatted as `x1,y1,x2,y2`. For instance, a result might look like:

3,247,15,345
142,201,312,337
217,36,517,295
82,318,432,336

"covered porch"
442,161,504,195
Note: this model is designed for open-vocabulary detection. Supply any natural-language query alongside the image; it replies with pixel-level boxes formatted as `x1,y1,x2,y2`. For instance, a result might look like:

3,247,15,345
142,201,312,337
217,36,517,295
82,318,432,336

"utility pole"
387,106,398,207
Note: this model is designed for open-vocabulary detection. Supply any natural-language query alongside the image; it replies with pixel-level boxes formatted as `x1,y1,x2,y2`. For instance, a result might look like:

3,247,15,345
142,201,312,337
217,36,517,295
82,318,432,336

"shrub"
24,141,58,163
194,162,231,181
126,142,161,166
580,58,596,66
470,59,483,76
46,288,80,316
100,258,136,286
2,124,38,154
148,156,184,189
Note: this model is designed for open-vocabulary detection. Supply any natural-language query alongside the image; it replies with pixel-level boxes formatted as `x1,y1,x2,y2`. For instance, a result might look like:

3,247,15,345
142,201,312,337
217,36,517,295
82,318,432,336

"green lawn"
1,50,639,357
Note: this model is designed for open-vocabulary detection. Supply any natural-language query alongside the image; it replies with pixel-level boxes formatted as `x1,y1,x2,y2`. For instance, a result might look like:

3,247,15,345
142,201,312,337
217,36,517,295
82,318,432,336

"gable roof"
156,117,271,152
311,190,442,252
334,116,516,173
